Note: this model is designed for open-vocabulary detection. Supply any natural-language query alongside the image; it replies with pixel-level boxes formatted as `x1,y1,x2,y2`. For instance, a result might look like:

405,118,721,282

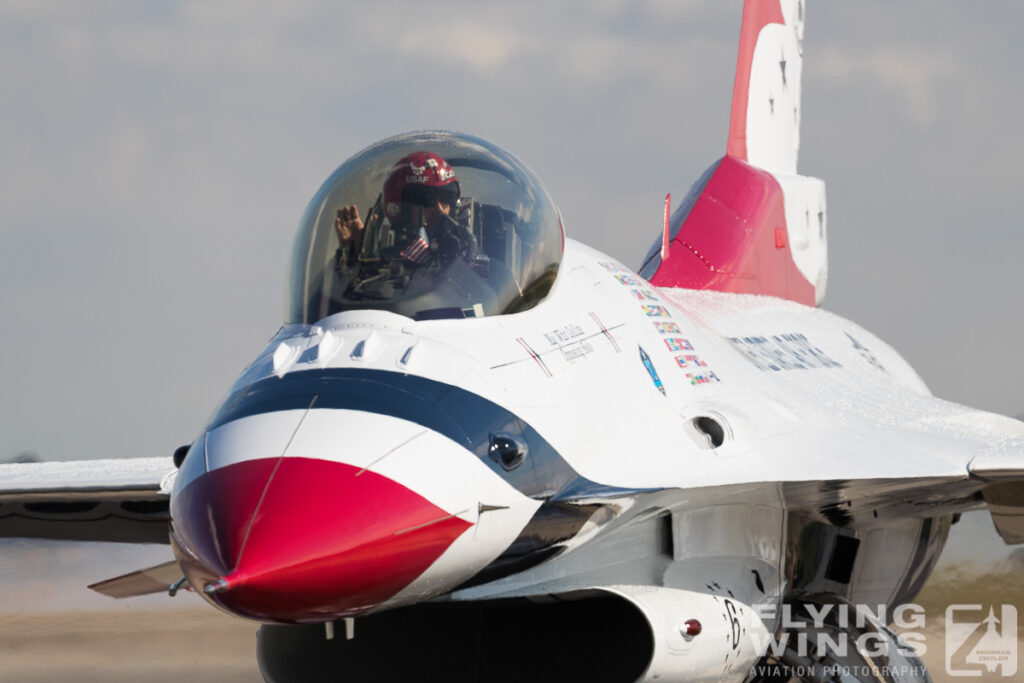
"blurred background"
1,1,1021,680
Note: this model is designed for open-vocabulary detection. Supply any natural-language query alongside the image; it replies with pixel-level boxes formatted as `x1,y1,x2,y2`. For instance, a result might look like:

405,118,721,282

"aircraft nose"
169,411,476,623
196,456,472,621
169,371,548,622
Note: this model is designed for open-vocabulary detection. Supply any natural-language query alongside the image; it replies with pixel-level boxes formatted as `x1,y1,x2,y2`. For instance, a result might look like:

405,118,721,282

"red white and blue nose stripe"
170,406,540,623
173,455,471,621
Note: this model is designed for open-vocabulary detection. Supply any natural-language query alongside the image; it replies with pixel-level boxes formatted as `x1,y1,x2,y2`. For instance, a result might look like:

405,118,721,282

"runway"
0,608,258,683
1,512,1020,681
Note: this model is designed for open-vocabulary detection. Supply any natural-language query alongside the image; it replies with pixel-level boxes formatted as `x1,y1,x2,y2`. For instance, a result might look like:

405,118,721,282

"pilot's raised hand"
335,205,364,248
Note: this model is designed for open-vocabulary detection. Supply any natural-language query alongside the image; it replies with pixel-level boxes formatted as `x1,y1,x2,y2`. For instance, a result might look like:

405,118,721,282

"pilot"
335,151,478,269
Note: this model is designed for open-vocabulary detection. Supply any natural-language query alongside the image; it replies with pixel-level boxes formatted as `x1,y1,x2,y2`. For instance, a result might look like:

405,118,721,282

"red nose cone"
171,457,279,576
173,457,472,622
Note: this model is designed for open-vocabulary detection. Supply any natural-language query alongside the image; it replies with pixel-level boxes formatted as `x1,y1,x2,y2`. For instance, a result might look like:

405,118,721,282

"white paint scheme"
227,234,1023,506
226,235,1024,517
272,339,306,377
777,172,827,303
313,329,344,365
596,586,769,682
200,410,307,478
233,309,478,395
349,329,384,361
279,409,426,471
745,1,803,176
778,0,804,45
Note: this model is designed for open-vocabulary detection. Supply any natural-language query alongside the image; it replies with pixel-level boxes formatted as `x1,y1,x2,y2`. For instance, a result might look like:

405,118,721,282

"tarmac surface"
1,512,1020,681
0,608,259,682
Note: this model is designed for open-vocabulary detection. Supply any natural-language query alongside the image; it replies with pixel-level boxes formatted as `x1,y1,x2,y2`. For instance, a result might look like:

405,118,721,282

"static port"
693,416,725,448
684,413,729,449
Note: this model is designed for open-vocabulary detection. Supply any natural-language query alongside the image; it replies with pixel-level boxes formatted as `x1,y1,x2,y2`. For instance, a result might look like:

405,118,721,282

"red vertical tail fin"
641,0,827,306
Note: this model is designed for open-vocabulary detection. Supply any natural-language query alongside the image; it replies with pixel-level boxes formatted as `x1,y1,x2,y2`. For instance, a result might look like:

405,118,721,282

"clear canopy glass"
287,132,563,324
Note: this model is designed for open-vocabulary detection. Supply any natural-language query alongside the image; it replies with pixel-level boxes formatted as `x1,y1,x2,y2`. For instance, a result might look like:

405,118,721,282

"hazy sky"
1,0,1022,465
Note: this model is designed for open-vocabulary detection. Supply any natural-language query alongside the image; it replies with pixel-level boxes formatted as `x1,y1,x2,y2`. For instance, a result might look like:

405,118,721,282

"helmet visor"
403,182,460,208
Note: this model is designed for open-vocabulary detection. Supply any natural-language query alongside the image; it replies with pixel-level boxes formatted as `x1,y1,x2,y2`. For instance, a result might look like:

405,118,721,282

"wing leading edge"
0,457,174,544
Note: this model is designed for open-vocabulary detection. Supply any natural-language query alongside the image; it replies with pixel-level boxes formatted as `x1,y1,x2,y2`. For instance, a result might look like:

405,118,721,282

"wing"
0,457,175,544
968,445,1024,543
776,422,1024,545
634,284,1024,545
712,363,1024,544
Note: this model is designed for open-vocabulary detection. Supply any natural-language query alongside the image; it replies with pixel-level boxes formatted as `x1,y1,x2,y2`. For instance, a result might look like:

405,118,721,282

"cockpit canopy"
288,132,563,324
